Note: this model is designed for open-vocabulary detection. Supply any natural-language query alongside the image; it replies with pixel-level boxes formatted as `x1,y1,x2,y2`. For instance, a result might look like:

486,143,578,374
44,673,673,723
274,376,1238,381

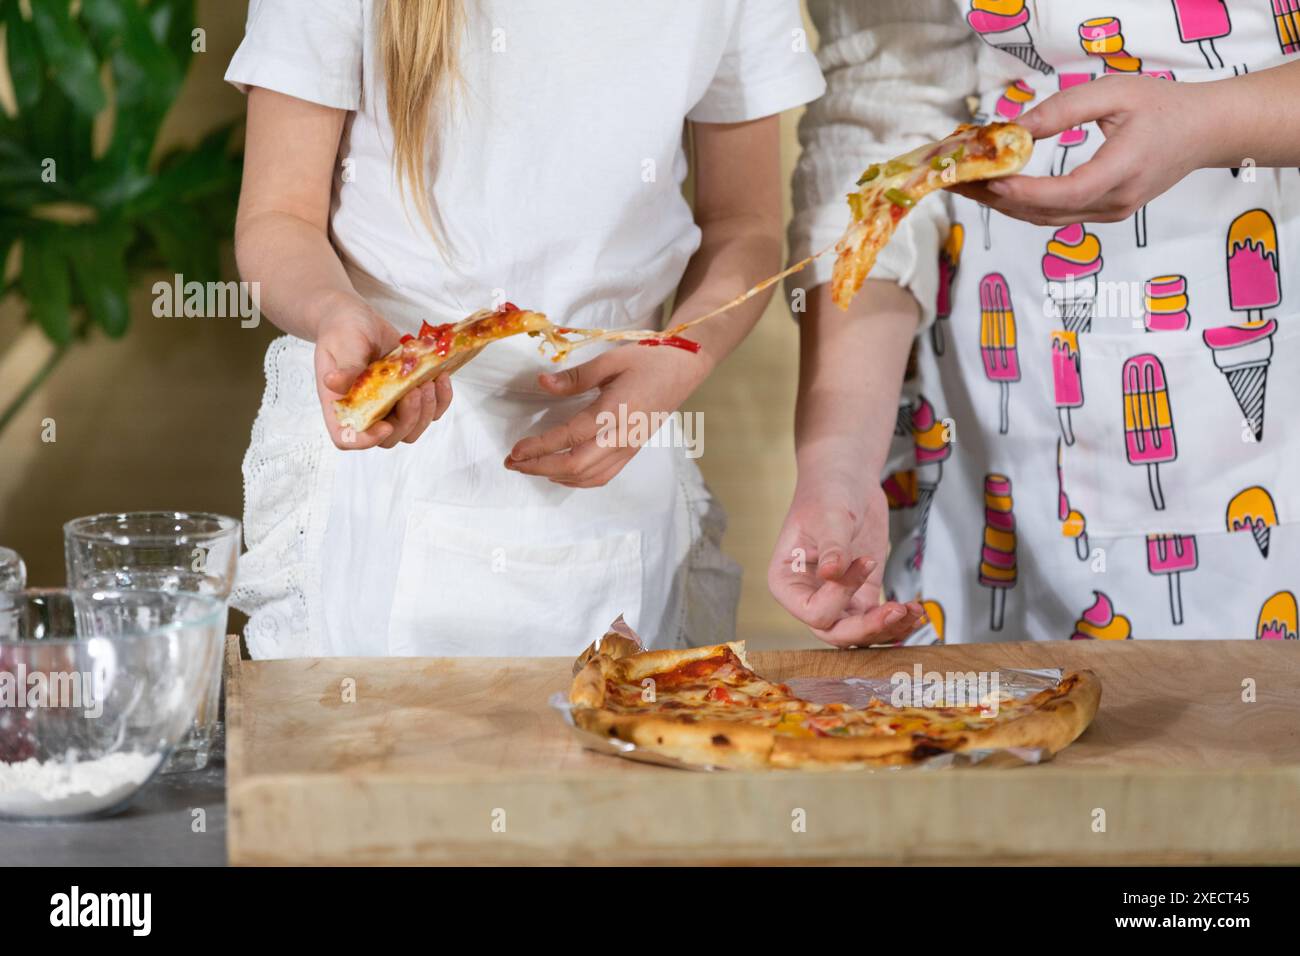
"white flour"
0,752,162,818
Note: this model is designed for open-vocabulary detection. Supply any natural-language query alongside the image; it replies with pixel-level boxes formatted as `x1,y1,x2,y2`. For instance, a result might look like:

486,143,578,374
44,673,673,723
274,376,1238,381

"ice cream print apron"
886,1,1300,644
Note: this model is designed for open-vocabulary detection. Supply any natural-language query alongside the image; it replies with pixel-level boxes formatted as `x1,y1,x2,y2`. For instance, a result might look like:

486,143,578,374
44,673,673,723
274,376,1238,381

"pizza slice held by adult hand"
831,122,1033,309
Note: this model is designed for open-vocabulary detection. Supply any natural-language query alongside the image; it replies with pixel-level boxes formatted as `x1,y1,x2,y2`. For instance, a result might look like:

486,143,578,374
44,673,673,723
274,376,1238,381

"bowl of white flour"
0,589,225,820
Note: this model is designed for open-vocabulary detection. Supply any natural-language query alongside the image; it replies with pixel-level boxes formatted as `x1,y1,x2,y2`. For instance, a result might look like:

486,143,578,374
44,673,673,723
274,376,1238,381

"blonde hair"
380,0,463,236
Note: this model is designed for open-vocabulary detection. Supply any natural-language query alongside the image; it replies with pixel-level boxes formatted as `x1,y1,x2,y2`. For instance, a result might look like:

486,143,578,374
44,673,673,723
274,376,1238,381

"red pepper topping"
399,334,414,345
413,321,457,357
636,335,701,354
501,301,519,313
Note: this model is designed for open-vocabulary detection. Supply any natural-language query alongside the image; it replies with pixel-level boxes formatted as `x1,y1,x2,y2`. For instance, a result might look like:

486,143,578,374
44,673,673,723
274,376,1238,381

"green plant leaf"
4,1,44,111
23,83,92,189
29,1,106,117
69,223,130,337
76,167,156,211
143,204,219,281
20,230,73,344
0,138,57,210
108,6,181,112
77,0,127,38
148,0,197,70
134,123,241,212
86,0,185,174
2,0,245,360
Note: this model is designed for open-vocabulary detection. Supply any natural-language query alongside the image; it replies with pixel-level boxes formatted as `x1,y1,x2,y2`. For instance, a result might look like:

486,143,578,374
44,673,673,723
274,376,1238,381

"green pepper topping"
856,164,880,185
884,188,915,208
882,160,913,177
931,146,967,173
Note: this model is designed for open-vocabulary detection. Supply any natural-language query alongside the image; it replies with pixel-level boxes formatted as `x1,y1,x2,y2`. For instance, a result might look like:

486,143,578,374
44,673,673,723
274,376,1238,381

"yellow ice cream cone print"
1257,591,1298,640
1226,486,1278,558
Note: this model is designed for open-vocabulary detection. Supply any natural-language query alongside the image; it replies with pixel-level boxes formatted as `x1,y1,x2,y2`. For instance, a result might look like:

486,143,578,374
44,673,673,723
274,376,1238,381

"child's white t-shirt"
226,0,825,383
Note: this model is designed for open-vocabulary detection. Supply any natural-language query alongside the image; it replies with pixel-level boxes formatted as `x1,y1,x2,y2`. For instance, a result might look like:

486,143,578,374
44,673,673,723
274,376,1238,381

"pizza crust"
955,670,1101,755
575,710,779,771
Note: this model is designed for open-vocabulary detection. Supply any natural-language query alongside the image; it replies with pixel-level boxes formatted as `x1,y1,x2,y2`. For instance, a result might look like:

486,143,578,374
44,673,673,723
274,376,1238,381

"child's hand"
953,75,1216,227
768,480,925,648
504,345,709,488
314,297,452,450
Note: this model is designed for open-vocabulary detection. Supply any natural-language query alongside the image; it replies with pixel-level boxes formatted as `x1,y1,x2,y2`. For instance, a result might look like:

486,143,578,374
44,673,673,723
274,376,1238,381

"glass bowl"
0,588,225,821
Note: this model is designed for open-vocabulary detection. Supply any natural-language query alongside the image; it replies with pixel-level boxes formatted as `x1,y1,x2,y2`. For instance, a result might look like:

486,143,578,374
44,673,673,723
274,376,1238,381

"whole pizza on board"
568,631,1100,771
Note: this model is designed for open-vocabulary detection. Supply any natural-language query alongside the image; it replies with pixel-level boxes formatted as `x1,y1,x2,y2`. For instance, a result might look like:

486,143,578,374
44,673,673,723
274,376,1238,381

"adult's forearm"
1202,57,1300,168
794,280,919,488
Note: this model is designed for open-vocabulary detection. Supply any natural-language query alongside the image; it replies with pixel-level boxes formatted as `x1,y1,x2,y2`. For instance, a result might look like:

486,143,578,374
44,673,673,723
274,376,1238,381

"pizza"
831,122,1033,309
333,304,551,432
332,303,701,433
569,634,1100,770
332,124,1032,427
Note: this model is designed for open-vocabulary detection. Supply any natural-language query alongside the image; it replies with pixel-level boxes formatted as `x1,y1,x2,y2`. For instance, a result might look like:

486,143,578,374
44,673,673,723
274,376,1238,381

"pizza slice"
333,304,707,434
831,122,1033,309
332,304,550,432
569,634,1100,770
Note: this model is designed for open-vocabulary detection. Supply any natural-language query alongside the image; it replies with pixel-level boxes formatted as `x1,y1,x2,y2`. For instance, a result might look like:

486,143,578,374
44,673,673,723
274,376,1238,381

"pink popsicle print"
1053,73,1093,176
978,474,1017,632
1057,439,1089,561
1051,331,1083,446
932,223,964,356
1122,354,1177,511
1172,0,1231,68
1147,534,1198,625
979,274,1020,435
1227,209,1282,322
1273,0,1300,54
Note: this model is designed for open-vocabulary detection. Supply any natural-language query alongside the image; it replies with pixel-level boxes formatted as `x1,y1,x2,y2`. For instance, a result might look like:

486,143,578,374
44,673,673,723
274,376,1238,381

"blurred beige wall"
0,1,821,650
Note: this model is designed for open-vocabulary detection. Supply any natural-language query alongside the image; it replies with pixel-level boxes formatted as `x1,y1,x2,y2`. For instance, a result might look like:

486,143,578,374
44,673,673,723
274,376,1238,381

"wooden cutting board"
224,638,1300,865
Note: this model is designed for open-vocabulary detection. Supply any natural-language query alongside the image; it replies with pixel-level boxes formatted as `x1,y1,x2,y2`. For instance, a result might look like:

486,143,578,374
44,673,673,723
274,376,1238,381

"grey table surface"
0,752,227,867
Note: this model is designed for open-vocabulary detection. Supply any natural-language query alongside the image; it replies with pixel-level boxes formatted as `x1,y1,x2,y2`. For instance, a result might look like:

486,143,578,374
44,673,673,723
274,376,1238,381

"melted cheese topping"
602,649,1044,741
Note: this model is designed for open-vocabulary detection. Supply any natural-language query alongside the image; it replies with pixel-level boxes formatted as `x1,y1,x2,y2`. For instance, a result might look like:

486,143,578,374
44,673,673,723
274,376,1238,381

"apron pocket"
386,503,644,657
1057,315,1300,538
